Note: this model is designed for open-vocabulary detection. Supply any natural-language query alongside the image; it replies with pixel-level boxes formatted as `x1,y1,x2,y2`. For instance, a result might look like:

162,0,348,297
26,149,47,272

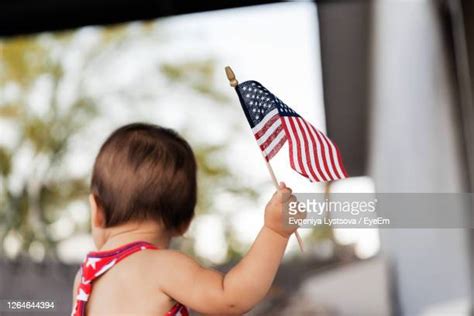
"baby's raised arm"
156,183,297,315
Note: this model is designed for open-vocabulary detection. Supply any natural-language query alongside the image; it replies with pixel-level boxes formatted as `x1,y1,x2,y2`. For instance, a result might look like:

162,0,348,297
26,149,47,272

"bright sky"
159,2,330,260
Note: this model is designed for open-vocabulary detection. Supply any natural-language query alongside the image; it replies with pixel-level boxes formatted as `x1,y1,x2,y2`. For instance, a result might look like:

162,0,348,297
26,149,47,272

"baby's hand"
264,182,299,238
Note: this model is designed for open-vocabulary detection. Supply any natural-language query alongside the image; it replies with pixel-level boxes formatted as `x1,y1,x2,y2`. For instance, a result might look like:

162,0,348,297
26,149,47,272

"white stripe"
305,120,332,181
251,109,279,133
297,118,325,182
255,118,282,145
262,130,286,157
315,129,339,180
319,132,346,179
292,118,317,181
283,117,304,173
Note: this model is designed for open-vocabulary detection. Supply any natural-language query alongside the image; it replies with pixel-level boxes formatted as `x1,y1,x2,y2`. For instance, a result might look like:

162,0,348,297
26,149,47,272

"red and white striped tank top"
72,241,189,316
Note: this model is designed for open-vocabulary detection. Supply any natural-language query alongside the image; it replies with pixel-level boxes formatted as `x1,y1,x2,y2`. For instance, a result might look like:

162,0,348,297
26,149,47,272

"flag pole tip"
225,66,238,87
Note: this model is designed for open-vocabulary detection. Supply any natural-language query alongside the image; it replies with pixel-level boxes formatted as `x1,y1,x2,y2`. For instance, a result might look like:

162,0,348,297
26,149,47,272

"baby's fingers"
278,182,292,194
273,186,293,204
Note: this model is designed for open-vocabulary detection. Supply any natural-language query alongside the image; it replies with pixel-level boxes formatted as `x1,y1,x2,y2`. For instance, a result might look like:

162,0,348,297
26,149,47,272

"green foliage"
0,32,96,259
0,24,258,262
161,61,229,103
0,147,11,176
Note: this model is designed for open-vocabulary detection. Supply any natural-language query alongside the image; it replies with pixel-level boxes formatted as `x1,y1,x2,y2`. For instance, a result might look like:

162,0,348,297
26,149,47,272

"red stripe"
315,129,338,180
335,142,348,177
318,130,345,179
287,117,307,177
258,125,284,151
300,119,329,182
253,114,280,140
325,133,348,178
295,118,321,182
265,135,287,161
280,117,296,171
307,121,332,180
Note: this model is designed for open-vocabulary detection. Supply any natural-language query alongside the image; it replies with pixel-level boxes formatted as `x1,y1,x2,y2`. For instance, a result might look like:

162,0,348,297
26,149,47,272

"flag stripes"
253,110,287,161
281,116,347,182
236,80,347,183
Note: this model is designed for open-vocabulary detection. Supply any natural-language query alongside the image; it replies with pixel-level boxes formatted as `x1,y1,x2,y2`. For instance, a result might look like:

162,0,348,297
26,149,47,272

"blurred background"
0,0,473,315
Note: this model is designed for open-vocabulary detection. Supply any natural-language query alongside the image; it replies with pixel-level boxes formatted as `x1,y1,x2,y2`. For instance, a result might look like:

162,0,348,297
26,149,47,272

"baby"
72,123,297,316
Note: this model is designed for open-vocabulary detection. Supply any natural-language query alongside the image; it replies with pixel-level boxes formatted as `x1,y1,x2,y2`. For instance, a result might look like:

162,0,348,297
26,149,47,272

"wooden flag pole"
225,66,304,252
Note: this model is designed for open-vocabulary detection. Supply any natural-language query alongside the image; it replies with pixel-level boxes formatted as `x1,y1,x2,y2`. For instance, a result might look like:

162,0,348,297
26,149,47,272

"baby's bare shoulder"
128,249,202,290
136,249,201,275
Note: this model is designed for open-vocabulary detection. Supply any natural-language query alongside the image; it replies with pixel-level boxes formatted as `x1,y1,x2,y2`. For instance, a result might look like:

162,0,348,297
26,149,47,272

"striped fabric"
251,108,287,160
236,80,347,182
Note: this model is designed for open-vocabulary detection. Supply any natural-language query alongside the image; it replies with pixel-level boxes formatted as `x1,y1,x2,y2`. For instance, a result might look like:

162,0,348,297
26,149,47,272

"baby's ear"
89,194,106,228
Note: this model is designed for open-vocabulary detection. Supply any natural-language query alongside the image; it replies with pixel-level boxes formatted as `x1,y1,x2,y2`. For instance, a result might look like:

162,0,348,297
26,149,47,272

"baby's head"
89,123,197,248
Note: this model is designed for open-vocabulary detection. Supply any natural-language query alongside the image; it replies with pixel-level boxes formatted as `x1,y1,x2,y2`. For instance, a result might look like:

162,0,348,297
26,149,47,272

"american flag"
236,80,347,182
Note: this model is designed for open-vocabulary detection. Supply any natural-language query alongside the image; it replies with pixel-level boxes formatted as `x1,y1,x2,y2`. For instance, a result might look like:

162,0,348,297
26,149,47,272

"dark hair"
91,123,197,232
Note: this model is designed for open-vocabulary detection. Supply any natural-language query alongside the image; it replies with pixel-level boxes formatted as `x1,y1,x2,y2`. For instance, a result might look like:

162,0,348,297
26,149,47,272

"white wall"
370,1,471,315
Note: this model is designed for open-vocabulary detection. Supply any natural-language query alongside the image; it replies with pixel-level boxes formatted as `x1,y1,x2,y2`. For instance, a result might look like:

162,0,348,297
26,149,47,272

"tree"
0,23,258,262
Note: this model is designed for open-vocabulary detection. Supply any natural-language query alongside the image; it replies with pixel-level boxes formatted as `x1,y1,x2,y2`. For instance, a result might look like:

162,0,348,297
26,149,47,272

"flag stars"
238,82,284,125
236,80,347,182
